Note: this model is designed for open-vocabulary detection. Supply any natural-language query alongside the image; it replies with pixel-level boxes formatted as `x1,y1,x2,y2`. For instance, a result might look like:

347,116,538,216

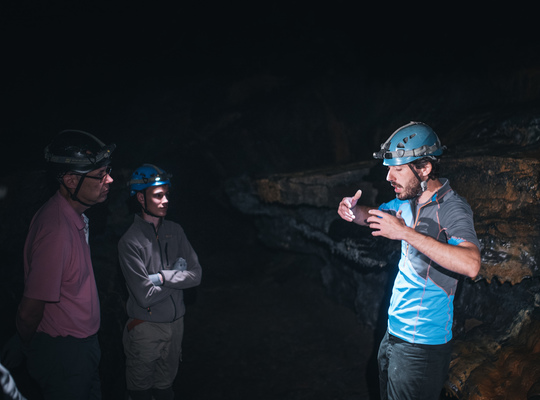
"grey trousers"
377,330,452,400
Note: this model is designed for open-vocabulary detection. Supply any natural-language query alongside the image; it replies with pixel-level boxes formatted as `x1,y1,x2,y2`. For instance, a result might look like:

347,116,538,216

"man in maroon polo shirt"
16,130,115,400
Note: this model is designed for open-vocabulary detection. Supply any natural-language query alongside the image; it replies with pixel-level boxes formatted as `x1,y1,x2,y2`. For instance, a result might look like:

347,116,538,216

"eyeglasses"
76,166,113,183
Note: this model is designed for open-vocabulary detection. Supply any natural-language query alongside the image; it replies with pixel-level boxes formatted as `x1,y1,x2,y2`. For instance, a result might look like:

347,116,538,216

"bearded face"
386,165,423,200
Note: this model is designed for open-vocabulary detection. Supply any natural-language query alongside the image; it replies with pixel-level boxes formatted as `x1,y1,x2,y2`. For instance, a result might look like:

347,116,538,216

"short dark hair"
411,157,441,180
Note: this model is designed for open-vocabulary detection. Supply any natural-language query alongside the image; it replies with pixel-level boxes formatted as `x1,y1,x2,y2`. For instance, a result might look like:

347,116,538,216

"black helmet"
44,130,116,176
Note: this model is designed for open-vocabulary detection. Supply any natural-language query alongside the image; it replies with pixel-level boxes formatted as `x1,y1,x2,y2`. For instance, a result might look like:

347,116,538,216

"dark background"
3,3,539,172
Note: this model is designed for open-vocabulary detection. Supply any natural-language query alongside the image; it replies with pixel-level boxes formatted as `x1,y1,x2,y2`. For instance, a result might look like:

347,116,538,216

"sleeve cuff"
149,273,163,286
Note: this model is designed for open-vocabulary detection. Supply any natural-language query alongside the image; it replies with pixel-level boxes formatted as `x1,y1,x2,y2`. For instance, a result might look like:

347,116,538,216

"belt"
126,318,145,332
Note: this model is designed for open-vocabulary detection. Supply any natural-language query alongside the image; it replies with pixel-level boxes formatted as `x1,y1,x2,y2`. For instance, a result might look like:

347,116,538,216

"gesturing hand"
337,190,362,222
367,209,408,240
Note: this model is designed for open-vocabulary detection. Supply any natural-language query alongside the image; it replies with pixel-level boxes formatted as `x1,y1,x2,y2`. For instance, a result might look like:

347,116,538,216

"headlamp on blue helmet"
373,122,445,166
129,164,172,196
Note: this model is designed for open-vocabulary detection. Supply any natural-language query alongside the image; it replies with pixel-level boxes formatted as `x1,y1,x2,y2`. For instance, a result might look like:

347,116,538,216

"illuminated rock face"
226,153,540,399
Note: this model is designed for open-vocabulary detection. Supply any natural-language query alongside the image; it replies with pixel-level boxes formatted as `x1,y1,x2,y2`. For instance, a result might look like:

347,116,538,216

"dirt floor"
172,243,378,400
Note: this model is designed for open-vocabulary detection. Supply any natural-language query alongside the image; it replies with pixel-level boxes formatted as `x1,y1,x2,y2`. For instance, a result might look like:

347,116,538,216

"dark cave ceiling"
4,3,538,92
2,2,540,174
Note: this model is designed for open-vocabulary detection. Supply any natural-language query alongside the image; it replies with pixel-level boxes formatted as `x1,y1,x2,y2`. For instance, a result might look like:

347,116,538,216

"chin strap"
140,191,162,219
61,175,94,207
408,164,429,194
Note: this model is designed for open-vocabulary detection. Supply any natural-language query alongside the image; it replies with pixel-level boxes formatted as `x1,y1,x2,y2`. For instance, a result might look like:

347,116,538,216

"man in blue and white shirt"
338,121,481,400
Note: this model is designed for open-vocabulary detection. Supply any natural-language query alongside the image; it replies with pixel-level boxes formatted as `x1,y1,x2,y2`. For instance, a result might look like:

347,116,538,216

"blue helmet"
129,164,171,196
373,122,445,166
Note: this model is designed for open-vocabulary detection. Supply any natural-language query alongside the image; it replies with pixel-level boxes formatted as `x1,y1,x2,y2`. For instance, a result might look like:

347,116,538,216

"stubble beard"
395,180,422,201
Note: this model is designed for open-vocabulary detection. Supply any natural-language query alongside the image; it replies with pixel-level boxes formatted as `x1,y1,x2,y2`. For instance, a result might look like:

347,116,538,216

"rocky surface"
226,142,540,398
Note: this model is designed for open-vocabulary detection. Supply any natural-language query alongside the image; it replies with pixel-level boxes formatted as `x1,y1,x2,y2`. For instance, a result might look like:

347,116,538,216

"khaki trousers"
123,317,184,391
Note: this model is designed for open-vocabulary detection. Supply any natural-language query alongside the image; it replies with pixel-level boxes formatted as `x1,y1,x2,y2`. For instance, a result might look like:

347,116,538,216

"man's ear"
62,173,80,189
136,191,145,206
420,162,433,179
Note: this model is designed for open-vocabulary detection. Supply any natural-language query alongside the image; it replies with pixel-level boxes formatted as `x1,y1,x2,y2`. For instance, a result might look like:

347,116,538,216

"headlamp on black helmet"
44,130,116,177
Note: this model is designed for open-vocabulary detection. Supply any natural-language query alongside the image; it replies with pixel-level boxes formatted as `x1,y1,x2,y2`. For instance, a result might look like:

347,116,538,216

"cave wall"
226,145,540,398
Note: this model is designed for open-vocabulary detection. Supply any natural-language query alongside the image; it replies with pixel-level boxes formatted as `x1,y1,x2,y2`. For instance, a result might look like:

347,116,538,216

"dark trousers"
27,332,101,400
377,330,452,400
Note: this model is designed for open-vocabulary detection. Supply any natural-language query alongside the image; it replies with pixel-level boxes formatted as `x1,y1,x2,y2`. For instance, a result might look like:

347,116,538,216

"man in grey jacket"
118,164,202,400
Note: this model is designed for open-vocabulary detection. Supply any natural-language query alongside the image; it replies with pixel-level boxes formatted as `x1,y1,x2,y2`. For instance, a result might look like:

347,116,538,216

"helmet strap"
408,164,429,193
140,191,163,219
60,174,93,207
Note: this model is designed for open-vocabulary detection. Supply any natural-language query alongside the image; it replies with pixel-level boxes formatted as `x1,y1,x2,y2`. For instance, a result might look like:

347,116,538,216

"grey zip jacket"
118,214,202,322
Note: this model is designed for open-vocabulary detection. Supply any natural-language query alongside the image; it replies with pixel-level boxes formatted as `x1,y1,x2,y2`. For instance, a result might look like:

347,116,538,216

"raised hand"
337,190,362,222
